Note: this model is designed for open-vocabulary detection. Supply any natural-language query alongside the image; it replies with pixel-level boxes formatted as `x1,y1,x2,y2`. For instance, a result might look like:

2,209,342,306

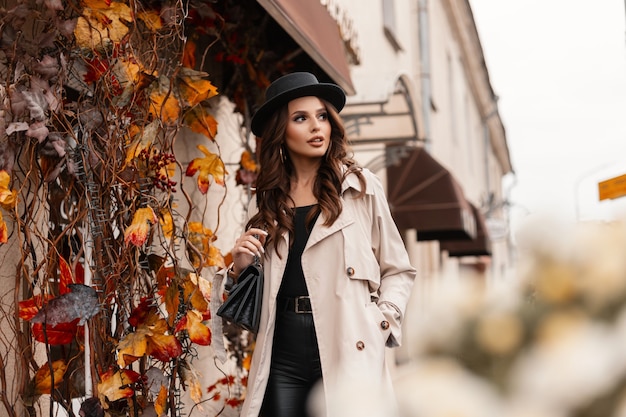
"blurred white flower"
394,358,503,417
509,316,622,412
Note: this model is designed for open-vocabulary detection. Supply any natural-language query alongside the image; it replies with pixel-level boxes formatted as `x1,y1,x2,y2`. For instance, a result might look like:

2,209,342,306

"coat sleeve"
366,171,417,347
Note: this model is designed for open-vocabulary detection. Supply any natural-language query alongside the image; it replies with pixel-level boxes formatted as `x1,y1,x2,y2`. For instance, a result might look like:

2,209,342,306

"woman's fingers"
232,229,268,272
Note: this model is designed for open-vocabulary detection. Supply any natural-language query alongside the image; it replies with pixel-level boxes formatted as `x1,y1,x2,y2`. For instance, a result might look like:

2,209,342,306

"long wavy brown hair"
247,98,366,254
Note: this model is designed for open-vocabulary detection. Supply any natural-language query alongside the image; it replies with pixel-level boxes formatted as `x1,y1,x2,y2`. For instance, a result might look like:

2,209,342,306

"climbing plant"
0,0,310,415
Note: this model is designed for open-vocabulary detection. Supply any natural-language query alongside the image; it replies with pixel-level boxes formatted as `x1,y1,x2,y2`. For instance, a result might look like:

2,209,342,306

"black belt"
278,296,312,313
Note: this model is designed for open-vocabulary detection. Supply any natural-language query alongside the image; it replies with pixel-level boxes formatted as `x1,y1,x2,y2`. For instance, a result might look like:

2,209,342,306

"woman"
227,72,416,417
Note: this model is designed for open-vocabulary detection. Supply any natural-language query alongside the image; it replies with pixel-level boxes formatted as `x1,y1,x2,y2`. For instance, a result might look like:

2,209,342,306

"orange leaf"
156,265,176,291
98,368,141,403
116,326,152,367
207,245,226,269
155,384,168,416
164,284,180,327
147,333,183,362
124,207,158,246
185,145,227,194
0,170,17,210
240,149,259,172
178,77,218,107
33,360,67,395
0,213,7,244
184,106,218,140
149,77,181,123
182,40,196,68
185,310,211,346
242,353,252,371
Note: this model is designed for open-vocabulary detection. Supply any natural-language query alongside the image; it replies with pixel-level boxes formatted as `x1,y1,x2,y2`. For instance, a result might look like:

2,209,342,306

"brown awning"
257,0,355,95
440,204,492,257
386,146,476,241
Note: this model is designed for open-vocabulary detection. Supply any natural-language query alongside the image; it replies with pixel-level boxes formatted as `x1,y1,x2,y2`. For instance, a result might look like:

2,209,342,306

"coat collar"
341,167,374,196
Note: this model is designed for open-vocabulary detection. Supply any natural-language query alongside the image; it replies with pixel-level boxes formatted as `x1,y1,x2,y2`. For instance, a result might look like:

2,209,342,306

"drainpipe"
418,0,432,151
482,105,498,215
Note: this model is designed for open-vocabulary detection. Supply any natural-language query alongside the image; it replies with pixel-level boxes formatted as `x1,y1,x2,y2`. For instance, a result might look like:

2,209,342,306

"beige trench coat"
218,168,416,417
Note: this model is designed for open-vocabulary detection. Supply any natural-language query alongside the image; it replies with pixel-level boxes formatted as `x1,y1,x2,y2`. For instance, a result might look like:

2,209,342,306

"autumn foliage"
0,0,282,415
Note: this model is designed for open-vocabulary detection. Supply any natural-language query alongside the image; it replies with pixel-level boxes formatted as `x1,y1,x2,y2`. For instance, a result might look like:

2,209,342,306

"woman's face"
284,96,331,162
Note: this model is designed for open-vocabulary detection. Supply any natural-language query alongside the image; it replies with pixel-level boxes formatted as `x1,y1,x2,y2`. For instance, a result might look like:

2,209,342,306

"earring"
279,146,286,163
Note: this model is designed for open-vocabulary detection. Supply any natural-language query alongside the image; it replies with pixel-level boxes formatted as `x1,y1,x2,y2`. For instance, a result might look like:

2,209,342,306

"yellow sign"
598,173,626,201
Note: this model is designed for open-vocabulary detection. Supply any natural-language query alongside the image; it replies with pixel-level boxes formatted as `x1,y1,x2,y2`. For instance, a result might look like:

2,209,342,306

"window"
382,0,403,51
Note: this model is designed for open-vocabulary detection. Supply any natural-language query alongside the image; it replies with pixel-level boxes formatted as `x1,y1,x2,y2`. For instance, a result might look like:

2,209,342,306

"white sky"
469,0,626,233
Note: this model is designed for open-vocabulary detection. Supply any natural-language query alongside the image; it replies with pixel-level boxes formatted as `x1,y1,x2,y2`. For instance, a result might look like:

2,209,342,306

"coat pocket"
342,226,381,292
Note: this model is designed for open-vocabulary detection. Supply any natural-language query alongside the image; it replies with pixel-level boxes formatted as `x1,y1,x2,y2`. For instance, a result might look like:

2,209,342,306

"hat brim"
251,83,346,136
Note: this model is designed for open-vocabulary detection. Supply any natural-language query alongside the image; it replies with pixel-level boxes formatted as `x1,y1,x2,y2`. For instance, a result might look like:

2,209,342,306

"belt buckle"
295,296,310,313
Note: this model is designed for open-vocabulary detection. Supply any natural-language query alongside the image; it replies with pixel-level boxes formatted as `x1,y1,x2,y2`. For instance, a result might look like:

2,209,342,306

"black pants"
260,311,322,417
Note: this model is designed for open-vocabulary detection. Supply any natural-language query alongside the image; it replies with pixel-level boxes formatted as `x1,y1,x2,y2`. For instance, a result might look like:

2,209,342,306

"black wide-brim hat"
251,72,346,136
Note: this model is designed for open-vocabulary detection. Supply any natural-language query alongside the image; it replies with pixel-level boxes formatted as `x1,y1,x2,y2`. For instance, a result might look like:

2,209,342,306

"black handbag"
217,260,263,333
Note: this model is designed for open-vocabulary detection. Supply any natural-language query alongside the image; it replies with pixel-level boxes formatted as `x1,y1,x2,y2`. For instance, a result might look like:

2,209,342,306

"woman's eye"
318,113,328,121
294,115,306,122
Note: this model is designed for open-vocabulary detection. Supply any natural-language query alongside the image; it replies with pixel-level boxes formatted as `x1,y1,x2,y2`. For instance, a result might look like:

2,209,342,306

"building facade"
0,0,512,415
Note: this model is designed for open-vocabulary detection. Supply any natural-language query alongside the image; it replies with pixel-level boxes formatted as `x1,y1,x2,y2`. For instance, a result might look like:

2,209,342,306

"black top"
278,204,320,298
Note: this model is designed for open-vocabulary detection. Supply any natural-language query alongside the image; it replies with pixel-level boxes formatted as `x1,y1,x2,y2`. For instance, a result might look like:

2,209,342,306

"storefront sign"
598,173,626,201
319,0,361,64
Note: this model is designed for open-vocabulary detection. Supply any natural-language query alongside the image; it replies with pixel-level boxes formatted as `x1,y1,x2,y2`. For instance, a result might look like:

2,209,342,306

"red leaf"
19,295,49,321
32,319,80,345
128,298,158,328
147,334,183,362
58,256,74,295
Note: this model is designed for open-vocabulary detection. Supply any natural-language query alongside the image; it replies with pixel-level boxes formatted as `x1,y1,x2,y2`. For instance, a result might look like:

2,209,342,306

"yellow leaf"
187,222,224,268
183,279,208,312
185,145,227,194
159,208,174,240
74,2,132,50
125,120,159,165
116,326,152,367
178,77,218,107
181,365,203,405
33,360,67,395
189,272,212,303
155,384,168,416
137,10,163,31
98,368,141,403
149,77,181,123
124,207,158,246
184,106,218,140
0,170,17,210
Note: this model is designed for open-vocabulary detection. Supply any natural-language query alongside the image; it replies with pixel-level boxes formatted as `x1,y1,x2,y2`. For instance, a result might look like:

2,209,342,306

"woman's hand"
231,228,268,275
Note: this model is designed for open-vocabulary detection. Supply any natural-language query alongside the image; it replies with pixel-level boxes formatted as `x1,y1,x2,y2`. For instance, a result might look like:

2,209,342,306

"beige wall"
333,0,513,294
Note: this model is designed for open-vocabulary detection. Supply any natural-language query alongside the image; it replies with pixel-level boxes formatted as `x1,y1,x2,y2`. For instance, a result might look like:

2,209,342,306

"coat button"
346,267,355,276
380,320,390,330
356,341,365,350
